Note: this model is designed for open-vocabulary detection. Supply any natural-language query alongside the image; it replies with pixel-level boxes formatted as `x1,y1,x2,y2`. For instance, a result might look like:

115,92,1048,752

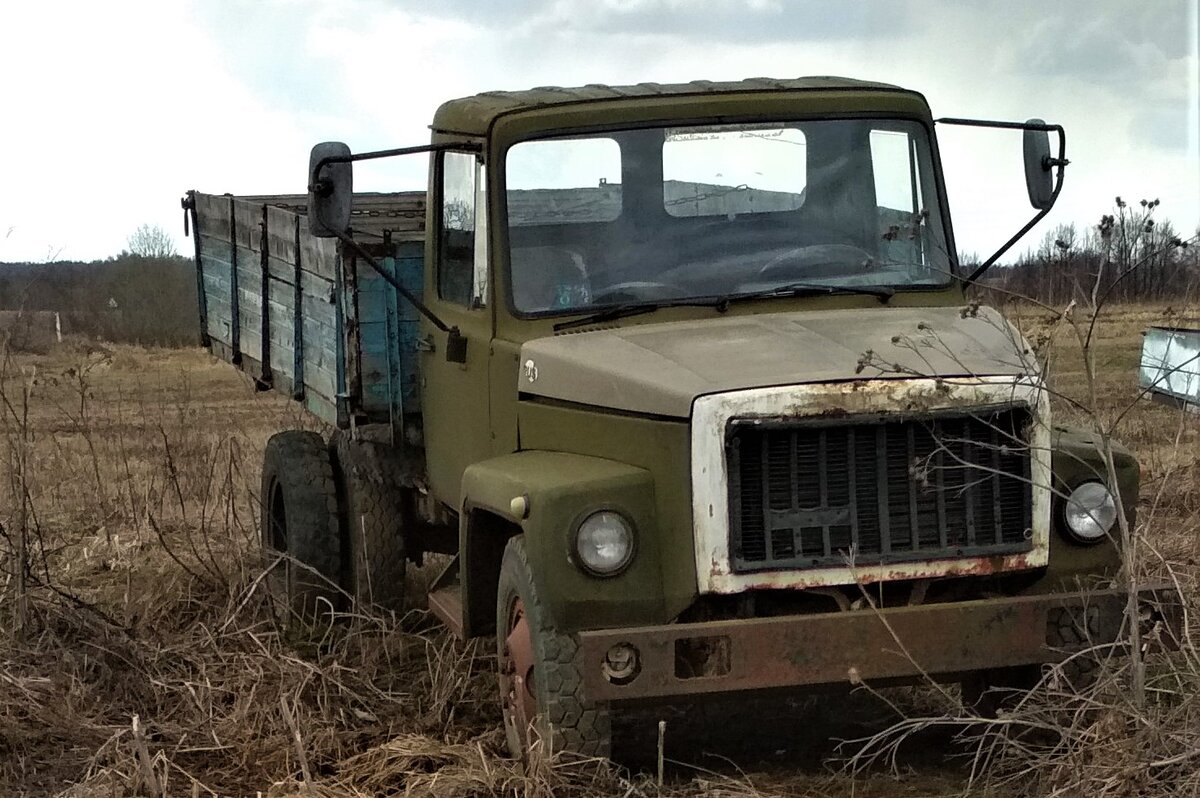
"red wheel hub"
500,596,537,749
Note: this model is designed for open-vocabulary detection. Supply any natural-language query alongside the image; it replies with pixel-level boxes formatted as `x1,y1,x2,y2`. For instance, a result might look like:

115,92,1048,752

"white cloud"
0,0,314,262
0,0,1195,263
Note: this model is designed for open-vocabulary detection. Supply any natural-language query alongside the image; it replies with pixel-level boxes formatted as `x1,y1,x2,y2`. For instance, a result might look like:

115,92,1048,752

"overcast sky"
1,0,1196,264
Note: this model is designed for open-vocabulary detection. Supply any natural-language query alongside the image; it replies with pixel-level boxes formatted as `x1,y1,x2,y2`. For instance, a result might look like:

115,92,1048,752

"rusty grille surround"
726,403,1034,572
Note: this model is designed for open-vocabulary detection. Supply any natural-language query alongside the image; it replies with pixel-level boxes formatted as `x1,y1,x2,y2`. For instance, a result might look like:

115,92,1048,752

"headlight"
574,510,635,576
1063,481,1118,543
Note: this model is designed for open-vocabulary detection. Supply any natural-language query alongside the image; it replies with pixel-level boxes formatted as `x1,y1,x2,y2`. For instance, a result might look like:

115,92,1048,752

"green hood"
518,305,1035,417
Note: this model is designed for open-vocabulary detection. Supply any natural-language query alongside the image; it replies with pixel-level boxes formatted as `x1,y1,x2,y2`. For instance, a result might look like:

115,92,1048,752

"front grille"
727,405,1033,572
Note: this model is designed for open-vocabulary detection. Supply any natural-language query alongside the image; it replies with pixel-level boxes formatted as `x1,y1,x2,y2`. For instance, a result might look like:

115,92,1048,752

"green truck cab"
184,77,1170,759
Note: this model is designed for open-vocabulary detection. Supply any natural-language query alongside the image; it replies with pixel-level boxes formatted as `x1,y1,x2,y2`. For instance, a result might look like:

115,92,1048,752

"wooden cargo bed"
184,190,427,433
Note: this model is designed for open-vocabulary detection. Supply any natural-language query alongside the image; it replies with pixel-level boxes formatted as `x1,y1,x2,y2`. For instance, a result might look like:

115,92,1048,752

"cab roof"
432,76,916,136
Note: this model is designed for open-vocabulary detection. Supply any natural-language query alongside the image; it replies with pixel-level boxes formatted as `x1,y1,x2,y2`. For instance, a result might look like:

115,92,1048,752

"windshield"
504,119,953,316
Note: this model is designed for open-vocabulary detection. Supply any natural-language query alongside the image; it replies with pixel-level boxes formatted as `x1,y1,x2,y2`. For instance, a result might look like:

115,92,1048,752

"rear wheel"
496,536,611,760
261,431,343,625
330,432,408,612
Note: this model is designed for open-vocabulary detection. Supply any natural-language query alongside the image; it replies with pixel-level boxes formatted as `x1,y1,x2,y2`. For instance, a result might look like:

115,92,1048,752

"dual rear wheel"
260,430,409,626
260,431,342,624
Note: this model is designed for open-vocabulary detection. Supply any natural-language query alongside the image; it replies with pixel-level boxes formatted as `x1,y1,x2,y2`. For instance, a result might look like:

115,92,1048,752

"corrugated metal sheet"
1140,326,1200,410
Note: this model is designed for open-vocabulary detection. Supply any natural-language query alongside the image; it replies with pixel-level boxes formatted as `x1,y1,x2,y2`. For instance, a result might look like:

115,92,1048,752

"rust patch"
718,550,1042,593
581,585,1182,704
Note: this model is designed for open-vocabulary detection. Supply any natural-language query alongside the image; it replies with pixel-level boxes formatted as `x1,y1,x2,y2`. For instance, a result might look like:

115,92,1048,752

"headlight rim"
1059,479,1119,545
570,507,637,578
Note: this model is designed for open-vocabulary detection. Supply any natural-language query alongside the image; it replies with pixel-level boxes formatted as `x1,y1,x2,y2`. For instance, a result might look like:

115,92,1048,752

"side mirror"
308,142,352,237
1023,119,1054,210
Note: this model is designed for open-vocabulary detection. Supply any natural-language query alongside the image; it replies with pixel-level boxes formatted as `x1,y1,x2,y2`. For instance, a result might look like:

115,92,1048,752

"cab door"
420,150,494,506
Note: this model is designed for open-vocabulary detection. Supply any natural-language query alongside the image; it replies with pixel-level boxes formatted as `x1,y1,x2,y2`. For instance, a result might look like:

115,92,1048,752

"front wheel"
496,536,611,760
962,606,1106,716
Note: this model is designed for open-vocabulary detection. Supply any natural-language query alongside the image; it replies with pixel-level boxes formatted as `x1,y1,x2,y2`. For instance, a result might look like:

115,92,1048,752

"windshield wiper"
553,302,663,331
554,293,736,331
715,282,896,307
553,283,895,332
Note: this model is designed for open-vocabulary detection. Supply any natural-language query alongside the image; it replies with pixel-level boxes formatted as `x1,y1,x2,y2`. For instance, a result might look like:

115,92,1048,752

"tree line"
0,225,197,349
976,198,1199,306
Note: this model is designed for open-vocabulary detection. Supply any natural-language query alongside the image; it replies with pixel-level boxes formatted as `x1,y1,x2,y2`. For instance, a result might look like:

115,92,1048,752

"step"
427,584,464,639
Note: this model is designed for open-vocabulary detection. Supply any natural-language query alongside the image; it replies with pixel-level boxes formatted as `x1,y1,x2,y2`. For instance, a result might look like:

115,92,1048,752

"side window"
869,128,926,267
439,151,477,306
869,129,917,213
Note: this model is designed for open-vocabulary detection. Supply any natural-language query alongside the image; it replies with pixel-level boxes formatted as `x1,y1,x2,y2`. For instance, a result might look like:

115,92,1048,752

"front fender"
1041,425,1139,585
461,450,665,632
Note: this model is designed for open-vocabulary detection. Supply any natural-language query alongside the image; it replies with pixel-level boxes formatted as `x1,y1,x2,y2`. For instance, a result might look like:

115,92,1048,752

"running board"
427,556,464,638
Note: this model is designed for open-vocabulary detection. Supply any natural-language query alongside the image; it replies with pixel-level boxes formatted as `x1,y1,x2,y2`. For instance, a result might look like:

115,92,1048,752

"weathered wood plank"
301,236,338,282
238,191,427,243
266,205,298,264
195,193,232,242
266,255,298,286
231,200,262,253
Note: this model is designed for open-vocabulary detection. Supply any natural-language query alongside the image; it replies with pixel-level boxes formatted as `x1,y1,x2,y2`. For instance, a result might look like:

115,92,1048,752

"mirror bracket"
935,117,1068,284
302,140,485,348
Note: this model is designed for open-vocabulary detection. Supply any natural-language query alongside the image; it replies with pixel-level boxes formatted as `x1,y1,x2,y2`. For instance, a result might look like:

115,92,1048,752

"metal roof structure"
432,76,911,136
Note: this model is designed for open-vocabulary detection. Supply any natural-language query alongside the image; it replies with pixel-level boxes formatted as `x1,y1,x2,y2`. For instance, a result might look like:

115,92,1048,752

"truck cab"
186,77,1172,761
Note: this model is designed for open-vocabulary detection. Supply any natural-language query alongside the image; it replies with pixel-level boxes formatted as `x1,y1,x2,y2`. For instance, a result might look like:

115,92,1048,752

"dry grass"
1008,302,1200,558
1,299,1198,796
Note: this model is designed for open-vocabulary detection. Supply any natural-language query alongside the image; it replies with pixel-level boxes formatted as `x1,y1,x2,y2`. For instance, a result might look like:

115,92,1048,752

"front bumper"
578,586,1180,704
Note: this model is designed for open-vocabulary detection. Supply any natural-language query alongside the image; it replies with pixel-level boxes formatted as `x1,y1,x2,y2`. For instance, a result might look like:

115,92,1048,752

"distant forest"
0,255,197,348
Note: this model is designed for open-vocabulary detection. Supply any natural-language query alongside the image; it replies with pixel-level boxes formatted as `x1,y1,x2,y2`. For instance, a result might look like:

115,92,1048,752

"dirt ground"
0,302,1196,797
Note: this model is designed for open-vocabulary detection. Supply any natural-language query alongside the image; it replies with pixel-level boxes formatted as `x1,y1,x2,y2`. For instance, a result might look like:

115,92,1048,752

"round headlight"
1063,482,1118,543
574,511,635,576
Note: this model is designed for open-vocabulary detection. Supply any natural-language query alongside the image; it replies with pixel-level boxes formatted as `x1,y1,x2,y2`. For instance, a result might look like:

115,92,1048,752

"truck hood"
518,305,1036,418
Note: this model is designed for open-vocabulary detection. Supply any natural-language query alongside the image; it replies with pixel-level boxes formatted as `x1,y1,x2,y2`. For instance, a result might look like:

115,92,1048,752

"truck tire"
1046,604,1103,689
261,430,343,623
330,432,408,611
496,536,611,759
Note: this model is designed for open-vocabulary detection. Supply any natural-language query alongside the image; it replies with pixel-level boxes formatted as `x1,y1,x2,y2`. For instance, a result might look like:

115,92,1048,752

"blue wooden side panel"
191,191,426,430
356,265,392,419
355,240,424,426
393,242,425,413
192,192,342,427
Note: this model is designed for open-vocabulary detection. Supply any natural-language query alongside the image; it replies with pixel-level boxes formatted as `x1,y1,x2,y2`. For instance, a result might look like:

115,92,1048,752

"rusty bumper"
578,586,1179,704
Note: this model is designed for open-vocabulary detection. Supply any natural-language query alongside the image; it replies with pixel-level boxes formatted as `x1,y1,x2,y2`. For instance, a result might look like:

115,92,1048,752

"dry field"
1,302,1197,797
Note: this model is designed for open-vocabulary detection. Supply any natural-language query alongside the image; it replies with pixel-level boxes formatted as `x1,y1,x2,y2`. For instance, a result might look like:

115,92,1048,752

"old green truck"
183,77,1171,759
